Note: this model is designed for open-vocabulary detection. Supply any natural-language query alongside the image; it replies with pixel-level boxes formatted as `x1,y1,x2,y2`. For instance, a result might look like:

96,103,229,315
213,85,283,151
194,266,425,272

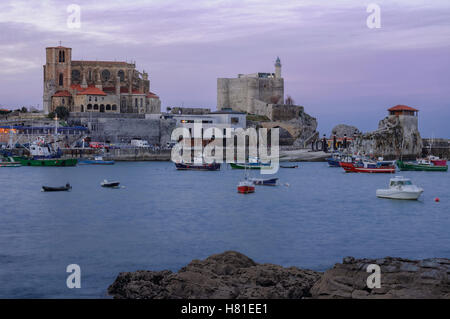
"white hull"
376,189,423,200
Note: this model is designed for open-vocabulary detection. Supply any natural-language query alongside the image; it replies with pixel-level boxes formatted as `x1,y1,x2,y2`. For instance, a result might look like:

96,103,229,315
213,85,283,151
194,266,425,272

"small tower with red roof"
388,105,418,117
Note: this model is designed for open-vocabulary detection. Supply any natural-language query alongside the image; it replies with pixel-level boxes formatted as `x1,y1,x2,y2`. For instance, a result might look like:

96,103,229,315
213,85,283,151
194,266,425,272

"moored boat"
13,157,78,167
249,177,278,186
376,176,423,200
396,160,448,172
13,138,77,167
237,179,255,194
175,162,221,171
42,183,72,192
78,156,115,165
230,162,271,170
340,161,396,173
101,180,120,188
280,165,298,168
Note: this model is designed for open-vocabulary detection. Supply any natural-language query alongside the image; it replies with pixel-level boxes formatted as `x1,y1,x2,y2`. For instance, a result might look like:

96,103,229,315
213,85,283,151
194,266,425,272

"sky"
0,0,449,137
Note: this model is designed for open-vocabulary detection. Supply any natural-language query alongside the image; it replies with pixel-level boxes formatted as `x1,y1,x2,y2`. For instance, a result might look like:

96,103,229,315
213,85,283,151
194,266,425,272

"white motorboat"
376,176,423,200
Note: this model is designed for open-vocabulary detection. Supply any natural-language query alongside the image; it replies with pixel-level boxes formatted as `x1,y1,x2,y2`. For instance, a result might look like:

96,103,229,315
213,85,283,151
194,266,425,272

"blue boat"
326,157,341,167
78,156,115,165
249,177,278,186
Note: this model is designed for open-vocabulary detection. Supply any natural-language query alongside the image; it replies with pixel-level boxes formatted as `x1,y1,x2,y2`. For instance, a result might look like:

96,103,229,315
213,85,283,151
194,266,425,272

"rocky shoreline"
108,251,450,299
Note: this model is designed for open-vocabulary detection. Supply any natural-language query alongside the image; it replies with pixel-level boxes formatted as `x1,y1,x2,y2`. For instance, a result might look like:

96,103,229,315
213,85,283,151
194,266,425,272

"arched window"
59,50,65,63
87,104,92,110
106,104,111,110
62,98,65,105
59,73,64,86
118,70,125,82
101,69,110,82
112,104,117,111
94,104,98,110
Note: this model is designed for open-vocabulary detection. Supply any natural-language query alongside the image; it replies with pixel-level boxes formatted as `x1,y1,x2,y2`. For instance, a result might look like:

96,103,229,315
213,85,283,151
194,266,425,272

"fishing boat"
326,152,343,167
0,156,21,167
78,156,115,165
396,160,448,172
42,183,72,192
14,156,78,167
417,156,447,167
249,177,278,186
175,162,221,171
101,180,120,188
376,176,423,200
340,161,396,173
237,179,255,193
13,138,77,167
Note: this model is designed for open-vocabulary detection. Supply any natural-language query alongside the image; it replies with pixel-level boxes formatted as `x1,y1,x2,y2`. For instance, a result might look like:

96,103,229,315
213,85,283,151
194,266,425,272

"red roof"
70,84,83,92
146,92,159,99
388,105,418,112
77,87,107,96
53,90,72,97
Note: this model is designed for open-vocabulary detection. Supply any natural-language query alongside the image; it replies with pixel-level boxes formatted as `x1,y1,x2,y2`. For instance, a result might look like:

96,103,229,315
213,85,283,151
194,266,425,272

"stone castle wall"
68,113,176,145
217,77,284,114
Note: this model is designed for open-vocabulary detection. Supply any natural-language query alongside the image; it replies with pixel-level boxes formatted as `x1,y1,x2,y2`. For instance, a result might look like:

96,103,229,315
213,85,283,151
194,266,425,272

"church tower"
43,45,72,114
274,56,282,78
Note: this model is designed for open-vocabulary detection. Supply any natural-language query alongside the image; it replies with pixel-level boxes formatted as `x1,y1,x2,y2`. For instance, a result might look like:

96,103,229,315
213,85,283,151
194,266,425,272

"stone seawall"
104,148,171,161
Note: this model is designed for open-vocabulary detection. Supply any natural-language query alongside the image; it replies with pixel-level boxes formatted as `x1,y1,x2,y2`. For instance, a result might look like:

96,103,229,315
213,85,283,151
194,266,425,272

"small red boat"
340,161,396,173
237,179,255,194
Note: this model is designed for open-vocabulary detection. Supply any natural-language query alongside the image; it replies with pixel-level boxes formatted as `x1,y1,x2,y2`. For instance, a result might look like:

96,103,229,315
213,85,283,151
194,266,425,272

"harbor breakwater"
108,251,450,299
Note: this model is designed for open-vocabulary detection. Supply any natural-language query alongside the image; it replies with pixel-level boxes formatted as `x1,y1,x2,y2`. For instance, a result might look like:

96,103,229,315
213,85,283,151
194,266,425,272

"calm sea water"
0,161,449,298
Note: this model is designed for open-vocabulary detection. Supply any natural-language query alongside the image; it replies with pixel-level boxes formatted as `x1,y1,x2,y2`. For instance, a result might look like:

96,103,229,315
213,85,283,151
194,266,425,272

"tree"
54,106,70,120
20,106,28,113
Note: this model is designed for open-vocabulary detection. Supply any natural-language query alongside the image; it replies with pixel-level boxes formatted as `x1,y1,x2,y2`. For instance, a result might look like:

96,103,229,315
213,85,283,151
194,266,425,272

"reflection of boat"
42,183,72,192
280,165,298,168
101,180,120,188
249,177,278,186
376,176,423,200
340,161,396,173
396,160,448,172
0,156,21,167
175,162,221,171
237,179,255,193
78,156,115,165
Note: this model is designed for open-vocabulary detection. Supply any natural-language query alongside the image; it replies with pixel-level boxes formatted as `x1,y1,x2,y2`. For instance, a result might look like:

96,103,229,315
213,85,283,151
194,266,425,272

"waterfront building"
161,108,246,135
43,45,161,115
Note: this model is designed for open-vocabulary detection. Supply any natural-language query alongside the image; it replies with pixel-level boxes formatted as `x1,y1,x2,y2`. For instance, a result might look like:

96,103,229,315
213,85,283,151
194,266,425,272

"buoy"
435,197,440,202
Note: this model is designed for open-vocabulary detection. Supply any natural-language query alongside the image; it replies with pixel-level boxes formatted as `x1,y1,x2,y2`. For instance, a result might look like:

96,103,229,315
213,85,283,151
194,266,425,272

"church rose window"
101,69,111,81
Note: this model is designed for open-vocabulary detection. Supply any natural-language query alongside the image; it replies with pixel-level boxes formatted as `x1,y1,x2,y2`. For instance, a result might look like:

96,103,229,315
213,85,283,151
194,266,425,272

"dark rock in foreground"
108,251,321,299
108,252,450,299
310,256,450,299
